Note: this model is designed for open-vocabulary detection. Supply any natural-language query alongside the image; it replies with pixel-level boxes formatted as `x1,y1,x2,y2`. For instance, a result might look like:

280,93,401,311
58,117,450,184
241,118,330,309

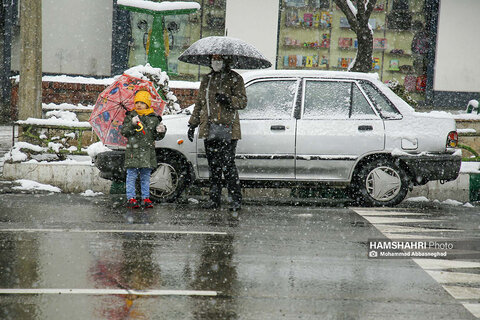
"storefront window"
126,0,226,81
128,13,153,68
277,0,428,102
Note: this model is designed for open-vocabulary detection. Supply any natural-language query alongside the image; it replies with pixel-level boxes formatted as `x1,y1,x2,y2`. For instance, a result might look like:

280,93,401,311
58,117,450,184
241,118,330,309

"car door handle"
270,125,286,131
358,125,373,131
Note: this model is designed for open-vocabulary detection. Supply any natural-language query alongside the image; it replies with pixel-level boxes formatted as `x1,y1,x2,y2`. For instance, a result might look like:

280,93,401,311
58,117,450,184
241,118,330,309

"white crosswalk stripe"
464,304,480,318
352,207,480,319
362,216,443,224
425,270,480,283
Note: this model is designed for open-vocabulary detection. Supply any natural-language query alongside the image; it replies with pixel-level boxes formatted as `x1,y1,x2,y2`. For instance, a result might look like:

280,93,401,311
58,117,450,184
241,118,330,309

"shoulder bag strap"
206,75,212,119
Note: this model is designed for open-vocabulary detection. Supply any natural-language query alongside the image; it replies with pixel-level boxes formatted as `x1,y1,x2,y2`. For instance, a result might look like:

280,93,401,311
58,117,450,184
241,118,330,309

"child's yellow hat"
134,90,152,108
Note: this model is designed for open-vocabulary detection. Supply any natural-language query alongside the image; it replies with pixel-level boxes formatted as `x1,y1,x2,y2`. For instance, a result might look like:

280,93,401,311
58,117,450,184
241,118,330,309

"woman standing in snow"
187,54,247,212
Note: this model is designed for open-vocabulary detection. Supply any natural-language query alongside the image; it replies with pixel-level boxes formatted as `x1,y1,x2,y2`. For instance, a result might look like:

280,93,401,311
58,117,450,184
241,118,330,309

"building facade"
1,0,479,110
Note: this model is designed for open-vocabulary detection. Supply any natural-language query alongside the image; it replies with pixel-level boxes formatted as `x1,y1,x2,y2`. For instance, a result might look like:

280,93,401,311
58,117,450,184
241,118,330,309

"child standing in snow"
121,90,166,209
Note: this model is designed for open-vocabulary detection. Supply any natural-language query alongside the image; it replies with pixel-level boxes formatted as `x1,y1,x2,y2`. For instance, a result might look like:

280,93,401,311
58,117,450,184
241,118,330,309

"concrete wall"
225,0,278,70
434,0,480,92
11,0,113,76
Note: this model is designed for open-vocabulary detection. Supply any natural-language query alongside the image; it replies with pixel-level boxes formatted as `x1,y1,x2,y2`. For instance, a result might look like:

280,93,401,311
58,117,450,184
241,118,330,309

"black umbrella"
178,36,272,69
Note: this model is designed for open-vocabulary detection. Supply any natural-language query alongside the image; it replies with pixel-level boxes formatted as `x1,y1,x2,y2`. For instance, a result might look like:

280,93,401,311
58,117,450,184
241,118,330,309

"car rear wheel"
352,159,409,207
149,156,189,202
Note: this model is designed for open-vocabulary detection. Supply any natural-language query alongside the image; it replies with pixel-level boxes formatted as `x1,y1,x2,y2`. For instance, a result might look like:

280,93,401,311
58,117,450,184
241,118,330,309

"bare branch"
356,0,365,16
365,0,378,17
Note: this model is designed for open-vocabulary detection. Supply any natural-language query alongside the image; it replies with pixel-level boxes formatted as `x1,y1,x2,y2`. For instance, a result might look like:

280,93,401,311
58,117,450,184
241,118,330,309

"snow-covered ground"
13,179,62,193
405,196,474,207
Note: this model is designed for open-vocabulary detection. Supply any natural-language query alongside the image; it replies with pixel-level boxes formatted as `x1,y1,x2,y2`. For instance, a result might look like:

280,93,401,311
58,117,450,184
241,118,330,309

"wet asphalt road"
0,193,479,320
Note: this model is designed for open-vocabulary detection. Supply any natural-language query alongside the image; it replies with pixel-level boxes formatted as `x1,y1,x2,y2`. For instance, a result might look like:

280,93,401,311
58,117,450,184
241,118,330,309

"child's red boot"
142,198,154,209
127,198,139,209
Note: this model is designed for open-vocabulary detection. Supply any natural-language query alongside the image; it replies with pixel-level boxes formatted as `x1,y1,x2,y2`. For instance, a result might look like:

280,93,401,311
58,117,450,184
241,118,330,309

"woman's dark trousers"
204,139,242,206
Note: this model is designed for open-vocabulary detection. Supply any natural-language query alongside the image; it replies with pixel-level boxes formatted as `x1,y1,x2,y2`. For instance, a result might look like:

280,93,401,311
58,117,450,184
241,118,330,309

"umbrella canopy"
178,36,271,69
89,74,166,147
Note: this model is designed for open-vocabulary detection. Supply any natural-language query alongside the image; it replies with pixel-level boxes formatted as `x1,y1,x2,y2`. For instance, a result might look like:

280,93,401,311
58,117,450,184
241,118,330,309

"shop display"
389,59,400,71
285,0,307,7
373,38,387,50
404,74,417,92
277,0,427,101
338,37,352,49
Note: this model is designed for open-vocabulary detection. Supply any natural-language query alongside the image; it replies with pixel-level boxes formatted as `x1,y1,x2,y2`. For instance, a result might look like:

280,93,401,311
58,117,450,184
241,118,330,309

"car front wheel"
149,156,189,202
352,159,409,207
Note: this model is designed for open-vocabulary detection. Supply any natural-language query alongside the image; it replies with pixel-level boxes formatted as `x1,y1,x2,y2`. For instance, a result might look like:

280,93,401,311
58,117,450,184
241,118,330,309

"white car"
95,70,461,206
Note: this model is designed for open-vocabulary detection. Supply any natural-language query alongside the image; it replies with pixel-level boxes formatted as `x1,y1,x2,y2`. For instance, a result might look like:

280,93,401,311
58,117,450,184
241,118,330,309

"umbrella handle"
135,122,146,135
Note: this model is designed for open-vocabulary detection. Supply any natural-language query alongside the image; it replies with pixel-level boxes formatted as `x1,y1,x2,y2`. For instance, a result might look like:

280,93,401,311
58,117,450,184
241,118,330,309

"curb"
2,162,111,193
0,161,474,203
407,174,470,203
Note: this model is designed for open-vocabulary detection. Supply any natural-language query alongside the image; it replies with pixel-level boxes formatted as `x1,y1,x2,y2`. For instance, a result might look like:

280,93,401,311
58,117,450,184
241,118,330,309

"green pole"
149,15,167,70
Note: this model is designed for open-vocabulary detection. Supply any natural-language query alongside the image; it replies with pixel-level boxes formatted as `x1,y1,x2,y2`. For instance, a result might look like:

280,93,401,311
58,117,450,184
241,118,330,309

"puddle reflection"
191,234,238,319
0,233,40,319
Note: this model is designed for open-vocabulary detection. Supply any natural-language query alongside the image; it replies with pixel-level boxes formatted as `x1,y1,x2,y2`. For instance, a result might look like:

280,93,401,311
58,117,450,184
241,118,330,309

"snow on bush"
85,141,112,159
466,99,479,114
123,64,181,115
45,110,79,122
2,142,46,163
48,142,63,153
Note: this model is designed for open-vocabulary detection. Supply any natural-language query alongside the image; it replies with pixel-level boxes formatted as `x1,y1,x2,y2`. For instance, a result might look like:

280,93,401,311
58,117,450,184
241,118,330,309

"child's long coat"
121,111,166,169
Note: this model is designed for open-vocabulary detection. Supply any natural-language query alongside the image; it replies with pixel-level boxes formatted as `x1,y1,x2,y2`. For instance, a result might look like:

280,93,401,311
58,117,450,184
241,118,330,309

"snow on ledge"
458,128,477,134
16,118,91,128
169,80,200,89
12,75,115,85
117,0,200,12
460,162,480,174
43,103,94,111
13,71,200,91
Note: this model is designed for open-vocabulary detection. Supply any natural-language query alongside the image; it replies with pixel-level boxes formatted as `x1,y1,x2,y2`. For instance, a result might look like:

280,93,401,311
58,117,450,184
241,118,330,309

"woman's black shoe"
201,201,220,209
229,202,241,212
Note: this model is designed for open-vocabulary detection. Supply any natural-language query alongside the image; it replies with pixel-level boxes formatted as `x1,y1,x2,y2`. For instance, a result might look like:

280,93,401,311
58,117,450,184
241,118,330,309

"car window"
303,81,351,119
351,85,377,119
360,82,402,119
241,80,297,119
303,80,378,119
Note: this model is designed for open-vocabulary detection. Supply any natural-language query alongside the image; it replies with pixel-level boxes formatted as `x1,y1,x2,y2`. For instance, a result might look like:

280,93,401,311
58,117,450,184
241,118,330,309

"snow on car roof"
241,70,415,114
241,69,380,82
117,0,200,12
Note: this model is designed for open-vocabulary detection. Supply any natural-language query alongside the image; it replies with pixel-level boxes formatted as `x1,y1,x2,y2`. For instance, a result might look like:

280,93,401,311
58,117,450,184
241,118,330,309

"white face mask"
211,60,224,72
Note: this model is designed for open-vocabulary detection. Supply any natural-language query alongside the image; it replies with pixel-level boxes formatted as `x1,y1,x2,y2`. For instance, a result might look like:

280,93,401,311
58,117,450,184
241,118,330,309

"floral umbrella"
89,74,166,147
